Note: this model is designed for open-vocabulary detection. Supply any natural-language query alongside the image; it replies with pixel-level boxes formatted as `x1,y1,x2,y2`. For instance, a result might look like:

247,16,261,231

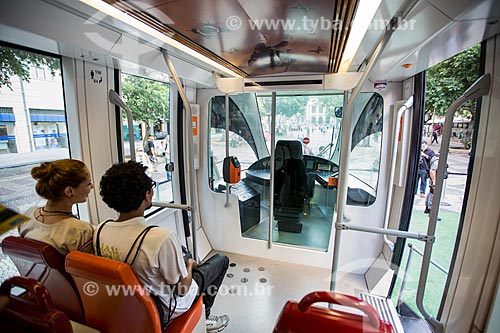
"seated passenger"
19,159,94,255
96,161,230,332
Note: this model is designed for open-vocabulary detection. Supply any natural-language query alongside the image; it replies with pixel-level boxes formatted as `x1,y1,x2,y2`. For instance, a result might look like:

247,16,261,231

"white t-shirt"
93,217,198,319
19,206,94,255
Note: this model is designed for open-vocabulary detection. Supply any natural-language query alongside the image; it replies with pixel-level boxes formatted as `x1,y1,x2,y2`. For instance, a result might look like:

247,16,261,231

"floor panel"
210,251,367,333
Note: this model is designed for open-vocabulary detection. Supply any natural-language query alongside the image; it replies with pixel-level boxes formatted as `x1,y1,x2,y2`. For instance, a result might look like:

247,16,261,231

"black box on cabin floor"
277,221,303,233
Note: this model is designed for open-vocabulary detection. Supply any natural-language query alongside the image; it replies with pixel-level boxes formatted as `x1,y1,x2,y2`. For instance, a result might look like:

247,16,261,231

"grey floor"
242,203,334,251
210,251,367,333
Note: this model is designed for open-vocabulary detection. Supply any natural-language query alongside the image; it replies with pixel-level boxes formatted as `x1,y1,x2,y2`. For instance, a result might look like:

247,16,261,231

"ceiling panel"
107,0,358,76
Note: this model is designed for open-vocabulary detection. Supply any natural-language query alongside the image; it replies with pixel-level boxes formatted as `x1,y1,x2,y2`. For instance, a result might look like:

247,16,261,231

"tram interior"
1,0,500,332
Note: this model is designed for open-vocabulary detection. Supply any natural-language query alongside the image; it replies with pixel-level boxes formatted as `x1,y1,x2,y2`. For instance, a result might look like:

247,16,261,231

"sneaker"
206,314,229,332
424,208,430,214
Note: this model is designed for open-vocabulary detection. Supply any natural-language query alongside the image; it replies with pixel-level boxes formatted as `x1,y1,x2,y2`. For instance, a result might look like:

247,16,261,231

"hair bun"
31,162,56,180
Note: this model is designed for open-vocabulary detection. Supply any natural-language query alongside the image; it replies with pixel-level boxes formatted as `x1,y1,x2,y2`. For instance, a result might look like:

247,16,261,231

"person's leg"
420,170,428,195
415,173,421,194
192,253,229,317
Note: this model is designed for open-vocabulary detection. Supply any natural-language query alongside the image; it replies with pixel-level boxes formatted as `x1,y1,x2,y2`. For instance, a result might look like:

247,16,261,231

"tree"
425,44,481,145
0,45,60,90
121,74,169,137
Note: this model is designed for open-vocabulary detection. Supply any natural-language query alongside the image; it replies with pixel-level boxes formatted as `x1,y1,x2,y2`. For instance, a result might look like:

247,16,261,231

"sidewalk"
0,149,69,169
424,136,467,153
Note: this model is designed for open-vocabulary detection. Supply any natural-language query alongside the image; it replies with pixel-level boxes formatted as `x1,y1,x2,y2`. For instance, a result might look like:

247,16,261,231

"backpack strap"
124,225,158,266
95,219,113,257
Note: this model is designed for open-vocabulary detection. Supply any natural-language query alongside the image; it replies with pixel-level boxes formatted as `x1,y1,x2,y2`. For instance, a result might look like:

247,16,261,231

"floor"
242,203,334,251
209,251,367,333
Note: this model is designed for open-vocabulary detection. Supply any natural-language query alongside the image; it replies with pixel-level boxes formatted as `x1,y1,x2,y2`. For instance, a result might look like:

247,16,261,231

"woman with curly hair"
19,159,95,255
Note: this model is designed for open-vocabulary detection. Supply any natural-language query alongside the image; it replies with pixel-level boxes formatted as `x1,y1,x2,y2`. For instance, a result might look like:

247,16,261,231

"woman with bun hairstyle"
19,159,95,255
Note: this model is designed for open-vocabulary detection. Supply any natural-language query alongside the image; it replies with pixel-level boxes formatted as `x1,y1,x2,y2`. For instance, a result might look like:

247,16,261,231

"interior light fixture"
79,0,242,78
338,0,382,73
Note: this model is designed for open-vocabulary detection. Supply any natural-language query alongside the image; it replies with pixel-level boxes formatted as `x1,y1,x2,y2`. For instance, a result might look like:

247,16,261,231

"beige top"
19,206,94,255
94,217,198,319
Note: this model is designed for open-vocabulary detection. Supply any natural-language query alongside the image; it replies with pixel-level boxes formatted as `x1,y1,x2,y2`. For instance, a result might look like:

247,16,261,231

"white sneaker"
206,314,229,332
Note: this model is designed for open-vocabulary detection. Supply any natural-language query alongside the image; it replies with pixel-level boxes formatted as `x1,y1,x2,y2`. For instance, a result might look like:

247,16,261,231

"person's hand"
186,258,198,270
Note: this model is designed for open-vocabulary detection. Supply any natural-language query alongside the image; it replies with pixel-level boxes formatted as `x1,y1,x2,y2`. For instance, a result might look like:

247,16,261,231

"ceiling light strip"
81,0,245,77
105,0,248,77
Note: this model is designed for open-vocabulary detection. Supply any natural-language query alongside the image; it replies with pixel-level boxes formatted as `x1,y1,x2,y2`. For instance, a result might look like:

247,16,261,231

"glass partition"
208,91,383,250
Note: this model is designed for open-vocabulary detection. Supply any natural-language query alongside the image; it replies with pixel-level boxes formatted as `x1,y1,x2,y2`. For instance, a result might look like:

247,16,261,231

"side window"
0,45,68,214
0,45,68,284
120,73,172,202
348,93,383,204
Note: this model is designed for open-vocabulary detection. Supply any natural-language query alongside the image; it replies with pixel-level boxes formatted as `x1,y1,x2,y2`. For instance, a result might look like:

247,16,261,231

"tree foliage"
0,45,60,90
121,74,169,126
426,44,481,121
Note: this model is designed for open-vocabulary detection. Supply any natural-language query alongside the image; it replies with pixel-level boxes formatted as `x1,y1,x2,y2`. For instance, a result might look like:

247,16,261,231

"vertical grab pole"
162,50,199,262
416,74,490,332
383,96,414,251
268,92,277,249
224,94,230,207
330,26,395,292
108,89,136,161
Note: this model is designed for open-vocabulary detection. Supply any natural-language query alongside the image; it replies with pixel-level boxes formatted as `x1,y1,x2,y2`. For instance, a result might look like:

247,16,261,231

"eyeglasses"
151,181,157,189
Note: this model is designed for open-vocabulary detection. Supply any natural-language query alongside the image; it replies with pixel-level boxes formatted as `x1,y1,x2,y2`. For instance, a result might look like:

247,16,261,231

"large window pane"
0,45,68,283
120,73,173,203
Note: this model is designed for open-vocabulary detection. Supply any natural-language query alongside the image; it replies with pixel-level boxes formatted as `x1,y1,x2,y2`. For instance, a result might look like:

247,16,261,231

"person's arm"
175,258,198,296
157,233,197,296
429,169,437,185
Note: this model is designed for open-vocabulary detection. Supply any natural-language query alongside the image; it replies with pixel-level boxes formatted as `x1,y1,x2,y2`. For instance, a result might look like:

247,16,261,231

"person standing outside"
432,130,439,144
144,135,158,172
416,141,435,198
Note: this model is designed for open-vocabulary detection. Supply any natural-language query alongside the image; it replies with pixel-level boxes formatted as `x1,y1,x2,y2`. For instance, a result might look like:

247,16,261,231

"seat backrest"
274,140,307,209
0,276,73,333
1,236,85,323
65,250,162,333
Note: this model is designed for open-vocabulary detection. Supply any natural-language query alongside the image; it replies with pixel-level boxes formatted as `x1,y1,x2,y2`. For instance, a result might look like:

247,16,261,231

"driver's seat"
273,140,307,233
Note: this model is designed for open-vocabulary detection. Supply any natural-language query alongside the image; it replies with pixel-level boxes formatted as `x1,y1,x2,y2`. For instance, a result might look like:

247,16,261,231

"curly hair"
100,161,153,213
31,159,89,201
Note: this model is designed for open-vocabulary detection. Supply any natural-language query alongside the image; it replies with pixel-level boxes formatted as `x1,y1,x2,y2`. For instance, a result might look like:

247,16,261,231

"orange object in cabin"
223,156,241,184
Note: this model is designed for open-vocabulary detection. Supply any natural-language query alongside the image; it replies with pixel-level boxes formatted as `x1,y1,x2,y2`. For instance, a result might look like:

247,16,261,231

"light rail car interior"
1,0,500,332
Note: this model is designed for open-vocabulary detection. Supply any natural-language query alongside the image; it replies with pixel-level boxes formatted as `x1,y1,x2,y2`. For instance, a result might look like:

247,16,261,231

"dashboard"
244,155,375,206
245,155,338,188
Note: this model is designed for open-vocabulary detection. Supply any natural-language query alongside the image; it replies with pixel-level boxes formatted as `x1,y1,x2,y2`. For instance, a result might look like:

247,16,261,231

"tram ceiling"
105,0,359,77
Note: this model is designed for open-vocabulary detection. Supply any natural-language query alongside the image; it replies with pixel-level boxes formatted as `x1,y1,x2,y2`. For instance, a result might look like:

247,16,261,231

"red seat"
0,276,73,333
65,251,204,333
273,291,394,333
1,236,85,323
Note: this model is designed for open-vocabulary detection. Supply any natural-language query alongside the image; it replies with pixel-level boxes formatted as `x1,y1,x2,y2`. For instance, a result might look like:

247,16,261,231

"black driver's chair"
274,140,308,233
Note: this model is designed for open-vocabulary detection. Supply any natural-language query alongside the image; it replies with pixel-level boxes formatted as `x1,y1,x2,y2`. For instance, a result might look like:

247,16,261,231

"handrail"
415,74,491,332
162,50,199,262
330,15,398,293
108,89,136,161
410,244,448,275
268,92,277,249
152,201,192,211
383,96,414,251
397,243,448,311
224,94,230,208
